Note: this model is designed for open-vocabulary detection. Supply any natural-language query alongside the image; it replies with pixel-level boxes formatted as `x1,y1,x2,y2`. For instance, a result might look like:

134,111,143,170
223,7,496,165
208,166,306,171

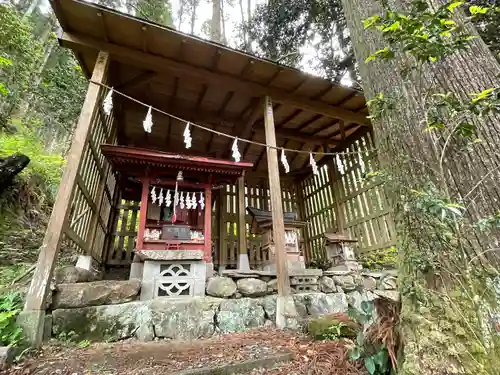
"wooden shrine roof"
101,144,253,177
247,207,306,233
50,0,371,177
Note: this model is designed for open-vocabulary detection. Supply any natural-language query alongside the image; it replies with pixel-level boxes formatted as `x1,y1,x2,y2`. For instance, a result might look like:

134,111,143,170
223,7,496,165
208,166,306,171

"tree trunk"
211,0,222,42
177,0,185,30
0,153,30,192
340,0,500,373
239,0,247,48
190,0,197,34
220,0,227,44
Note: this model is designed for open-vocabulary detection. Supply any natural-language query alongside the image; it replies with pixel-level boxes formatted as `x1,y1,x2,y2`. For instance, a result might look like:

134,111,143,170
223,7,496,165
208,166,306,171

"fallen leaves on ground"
3,328,366,375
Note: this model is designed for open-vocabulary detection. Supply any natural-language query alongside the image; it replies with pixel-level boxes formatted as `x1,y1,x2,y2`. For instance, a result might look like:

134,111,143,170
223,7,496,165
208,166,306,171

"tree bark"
0,153,30,192
340,0,500,373
189,0,198,34
211,0,222,42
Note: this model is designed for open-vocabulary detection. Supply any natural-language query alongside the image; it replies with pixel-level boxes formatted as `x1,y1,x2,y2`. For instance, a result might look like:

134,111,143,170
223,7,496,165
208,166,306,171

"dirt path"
4,329,366,375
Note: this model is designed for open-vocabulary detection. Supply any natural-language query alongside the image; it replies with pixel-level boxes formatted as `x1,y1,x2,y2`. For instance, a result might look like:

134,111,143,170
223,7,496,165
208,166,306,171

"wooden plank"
263,96,291,296
60,32,370,126
219,189,227,266
237,175,247,256
295,181,311,263
204,184,212,263
136,178,150,250
25,51,110,316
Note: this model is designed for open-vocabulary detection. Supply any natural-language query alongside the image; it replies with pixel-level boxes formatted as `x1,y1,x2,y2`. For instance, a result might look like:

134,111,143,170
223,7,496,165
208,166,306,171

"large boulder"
331,275,357,291
216,298,266,332
294,293,348,317
206,277,237,298
380,275,397,290
53,280,141,309
52,301,152,342
150,297,221,339
261,295,308,323
236,278,268,297
319,276,336,293
55,266,99,284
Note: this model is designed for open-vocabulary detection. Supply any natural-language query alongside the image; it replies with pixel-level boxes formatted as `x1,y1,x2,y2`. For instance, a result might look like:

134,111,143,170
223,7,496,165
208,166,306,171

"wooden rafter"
60,32,370,126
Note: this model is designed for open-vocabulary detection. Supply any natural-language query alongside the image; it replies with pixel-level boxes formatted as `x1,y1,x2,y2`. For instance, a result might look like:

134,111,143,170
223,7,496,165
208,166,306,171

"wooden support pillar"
263,96,292,295
295,181,311,263
136,177,150,250
326,152,345,233
237,174,249,270
218,189,226,271
22,51,110,347
204,185,213,275
263,96,298,329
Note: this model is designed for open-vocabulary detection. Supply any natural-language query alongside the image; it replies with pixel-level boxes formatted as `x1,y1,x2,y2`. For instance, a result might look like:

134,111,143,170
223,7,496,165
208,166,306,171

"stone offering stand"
44,267,398,343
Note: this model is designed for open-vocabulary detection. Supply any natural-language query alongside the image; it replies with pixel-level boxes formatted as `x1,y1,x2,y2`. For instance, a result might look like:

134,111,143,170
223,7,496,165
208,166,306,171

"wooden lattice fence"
299,132,396,260
62,85,118,264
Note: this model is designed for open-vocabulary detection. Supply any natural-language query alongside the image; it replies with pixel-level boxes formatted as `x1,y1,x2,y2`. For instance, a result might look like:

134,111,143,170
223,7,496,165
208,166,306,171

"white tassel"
231,138,241,162
183,122,192,149
310,152,319,176
281,149,290,173
165,189,172,207
173,183,179,208
143,106,153,133
179,191,185,209
186,192,192,209
103,88,113,115
336,154,345,175
199,192,205,210
158,188,164,206
150,186,157,203
191,193,198,210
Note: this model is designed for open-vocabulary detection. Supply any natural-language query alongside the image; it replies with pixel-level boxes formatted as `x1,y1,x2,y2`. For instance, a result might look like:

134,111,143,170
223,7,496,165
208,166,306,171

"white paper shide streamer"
199,192,205,210
103,88,113,115
165,189,172,207
143,106,153,133
150,186,157,203
359,153,366,174
185,192,192,209
231,138,241,162
281,149,290,174
179,192,185,209
336,154,345,175
158,188,164,206
183,122,192,149
310,152,319,176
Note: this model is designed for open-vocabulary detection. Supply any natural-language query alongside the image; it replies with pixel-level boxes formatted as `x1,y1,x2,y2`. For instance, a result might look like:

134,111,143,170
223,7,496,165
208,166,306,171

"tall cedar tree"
340,0,500,373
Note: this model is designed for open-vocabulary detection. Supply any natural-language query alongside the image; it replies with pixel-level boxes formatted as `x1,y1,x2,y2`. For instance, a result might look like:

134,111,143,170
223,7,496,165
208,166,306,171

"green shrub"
306,254,333,270
307,313,360,340
359,247,397,270
0,291,23,347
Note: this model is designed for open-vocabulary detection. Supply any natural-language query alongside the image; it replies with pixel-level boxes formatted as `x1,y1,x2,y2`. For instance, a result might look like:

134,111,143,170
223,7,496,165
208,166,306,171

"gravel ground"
3,328,366,375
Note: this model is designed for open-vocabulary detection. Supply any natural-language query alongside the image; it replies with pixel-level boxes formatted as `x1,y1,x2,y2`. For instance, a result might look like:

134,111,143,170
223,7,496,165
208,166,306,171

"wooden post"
237,174,249,270
22,51,109,347
218,189,226,271
263,96,291,296
327,154,345,233
136,177,150,250
204,185,212,265
295,181,311,263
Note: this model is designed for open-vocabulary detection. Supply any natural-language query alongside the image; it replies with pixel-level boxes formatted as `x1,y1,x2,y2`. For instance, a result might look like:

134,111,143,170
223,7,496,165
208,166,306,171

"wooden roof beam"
60,32,370,126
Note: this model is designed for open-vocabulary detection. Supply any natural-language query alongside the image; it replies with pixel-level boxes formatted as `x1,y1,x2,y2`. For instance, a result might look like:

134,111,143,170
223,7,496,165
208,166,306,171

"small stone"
235,292,242,299
264,320,275,328
362,276,377,291
319,276,336,293
324,270,353,276
206,277,237,298
381,276,397,290
0,346,14,370
336,286,344,293
374,290,400,302
55,266,99,284
237,278,268,297
267,279,278,293
332,275,356,291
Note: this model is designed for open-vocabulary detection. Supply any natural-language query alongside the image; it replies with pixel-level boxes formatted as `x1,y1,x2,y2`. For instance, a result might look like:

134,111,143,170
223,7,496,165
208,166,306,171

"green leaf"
0,56,12,67
363,15,381,29
447,2,464,12
471,88,495,102
374,349,389,366
365,357,376,374
349,347,361,361
469,5,489,15
383,21,401,32
0,83,8,96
